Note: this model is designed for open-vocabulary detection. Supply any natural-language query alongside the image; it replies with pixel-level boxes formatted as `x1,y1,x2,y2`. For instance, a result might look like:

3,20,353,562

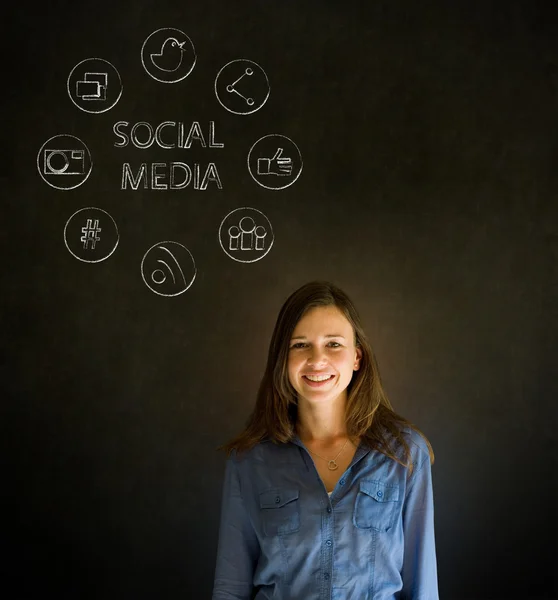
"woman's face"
287,305,362,404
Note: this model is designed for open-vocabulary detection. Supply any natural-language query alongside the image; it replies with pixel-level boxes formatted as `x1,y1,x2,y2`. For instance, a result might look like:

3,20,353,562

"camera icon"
38,134,92,190
43,149,85,175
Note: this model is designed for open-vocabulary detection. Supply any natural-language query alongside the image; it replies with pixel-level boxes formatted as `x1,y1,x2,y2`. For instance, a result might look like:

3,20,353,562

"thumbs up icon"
257,147,293,176
248,134,302,190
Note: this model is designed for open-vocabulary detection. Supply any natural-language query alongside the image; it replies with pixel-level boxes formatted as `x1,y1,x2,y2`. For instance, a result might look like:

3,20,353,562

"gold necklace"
306,438,349,470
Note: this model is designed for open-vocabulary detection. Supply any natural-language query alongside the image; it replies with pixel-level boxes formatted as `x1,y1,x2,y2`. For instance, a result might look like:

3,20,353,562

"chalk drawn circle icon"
141,28,196,84
37,134,92,190
141,241,197,296
64,207,119,263
67,58,122,113
214,59,270,115
247,134,303,190
218,207,274,263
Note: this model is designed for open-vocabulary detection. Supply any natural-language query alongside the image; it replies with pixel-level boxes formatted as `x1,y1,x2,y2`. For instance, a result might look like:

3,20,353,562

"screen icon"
67,58,122,113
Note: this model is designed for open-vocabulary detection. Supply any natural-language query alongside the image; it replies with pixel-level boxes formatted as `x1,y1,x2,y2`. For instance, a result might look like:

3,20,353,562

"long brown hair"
216,281,434,476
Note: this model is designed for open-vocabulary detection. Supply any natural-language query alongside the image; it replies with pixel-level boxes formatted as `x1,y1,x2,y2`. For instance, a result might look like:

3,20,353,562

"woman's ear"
354,346,363,370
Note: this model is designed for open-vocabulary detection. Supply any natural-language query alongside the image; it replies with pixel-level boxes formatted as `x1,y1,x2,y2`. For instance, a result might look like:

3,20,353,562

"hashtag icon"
81,218,102,250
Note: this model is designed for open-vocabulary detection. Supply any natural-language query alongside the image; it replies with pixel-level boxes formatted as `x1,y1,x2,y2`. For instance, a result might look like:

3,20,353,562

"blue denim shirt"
212,427,438,600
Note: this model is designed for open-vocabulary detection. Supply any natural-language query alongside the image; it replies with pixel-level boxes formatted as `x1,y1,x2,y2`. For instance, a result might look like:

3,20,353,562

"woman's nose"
306,347,328,365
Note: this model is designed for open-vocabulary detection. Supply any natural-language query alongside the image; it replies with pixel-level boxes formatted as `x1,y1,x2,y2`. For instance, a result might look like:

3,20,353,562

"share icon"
226,67,255,106
215,59,270,115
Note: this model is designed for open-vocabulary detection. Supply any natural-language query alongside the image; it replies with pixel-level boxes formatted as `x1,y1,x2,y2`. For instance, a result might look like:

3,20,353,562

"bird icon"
150,37,186,72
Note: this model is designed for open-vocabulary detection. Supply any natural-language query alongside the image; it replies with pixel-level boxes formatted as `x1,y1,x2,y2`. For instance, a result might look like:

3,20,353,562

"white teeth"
305,375,333,382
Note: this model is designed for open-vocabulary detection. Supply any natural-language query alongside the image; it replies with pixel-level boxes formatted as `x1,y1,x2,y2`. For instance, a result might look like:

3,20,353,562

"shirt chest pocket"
259,488,300,537
353,479,400,532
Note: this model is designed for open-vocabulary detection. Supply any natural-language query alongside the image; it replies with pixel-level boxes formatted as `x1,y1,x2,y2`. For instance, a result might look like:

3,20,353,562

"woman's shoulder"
398,425,433,470
227,436,286,465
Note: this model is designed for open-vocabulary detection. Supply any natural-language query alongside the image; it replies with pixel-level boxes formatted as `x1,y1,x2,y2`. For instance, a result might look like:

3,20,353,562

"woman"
212,281,439,600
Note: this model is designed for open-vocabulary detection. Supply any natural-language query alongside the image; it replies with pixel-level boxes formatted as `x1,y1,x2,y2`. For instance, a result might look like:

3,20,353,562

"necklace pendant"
328,460,338,470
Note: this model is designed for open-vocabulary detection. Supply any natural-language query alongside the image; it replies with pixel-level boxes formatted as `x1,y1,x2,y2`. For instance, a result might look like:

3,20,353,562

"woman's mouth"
302,374,336,387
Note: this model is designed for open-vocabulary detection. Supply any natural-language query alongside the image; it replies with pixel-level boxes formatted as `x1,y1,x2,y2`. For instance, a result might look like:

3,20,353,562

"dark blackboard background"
2,1,557,598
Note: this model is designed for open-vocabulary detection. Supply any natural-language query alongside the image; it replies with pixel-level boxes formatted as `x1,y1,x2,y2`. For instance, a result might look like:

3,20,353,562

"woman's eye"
290,342,341,349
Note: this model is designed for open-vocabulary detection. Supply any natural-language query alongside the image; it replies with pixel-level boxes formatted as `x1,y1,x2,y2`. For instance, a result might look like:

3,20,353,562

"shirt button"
377,490,383,498
327,507,332,513
340,479,345,485
324,573,330,579
275,496,280,503
326,540,332,546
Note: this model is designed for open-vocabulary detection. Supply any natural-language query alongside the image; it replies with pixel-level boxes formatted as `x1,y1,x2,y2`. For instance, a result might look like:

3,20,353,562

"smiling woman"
287,305,362,436
212,281,438,600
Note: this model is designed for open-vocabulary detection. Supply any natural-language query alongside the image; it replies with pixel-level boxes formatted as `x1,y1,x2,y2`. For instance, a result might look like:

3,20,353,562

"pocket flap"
259,488,299,509
359,479,399,503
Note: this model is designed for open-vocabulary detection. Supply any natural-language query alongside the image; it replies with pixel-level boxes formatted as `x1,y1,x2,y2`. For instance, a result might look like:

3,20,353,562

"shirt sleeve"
212,451,260,600
400,452,439,600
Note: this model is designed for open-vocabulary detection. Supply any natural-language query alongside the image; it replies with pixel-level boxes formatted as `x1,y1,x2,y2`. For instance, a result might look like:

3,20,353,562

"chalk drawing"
257,147,292,176
218,207,274,263
215,59,270,115
141,241,196,296
141,28,196,84
247,134,302,190
64,207,119,263
67,58,122,113
37,134,92,190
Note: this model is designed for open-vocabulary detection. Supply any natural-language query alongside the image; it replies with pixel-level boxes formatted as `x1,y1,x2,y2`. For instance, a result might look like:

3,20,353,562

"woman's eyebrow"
291,334,346,340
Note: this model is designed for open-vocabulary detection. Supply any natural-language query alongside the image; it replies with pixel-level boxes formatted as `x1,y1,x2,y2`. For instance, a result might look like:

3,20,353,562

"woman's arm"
400,452,439,599
212,452,260,600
